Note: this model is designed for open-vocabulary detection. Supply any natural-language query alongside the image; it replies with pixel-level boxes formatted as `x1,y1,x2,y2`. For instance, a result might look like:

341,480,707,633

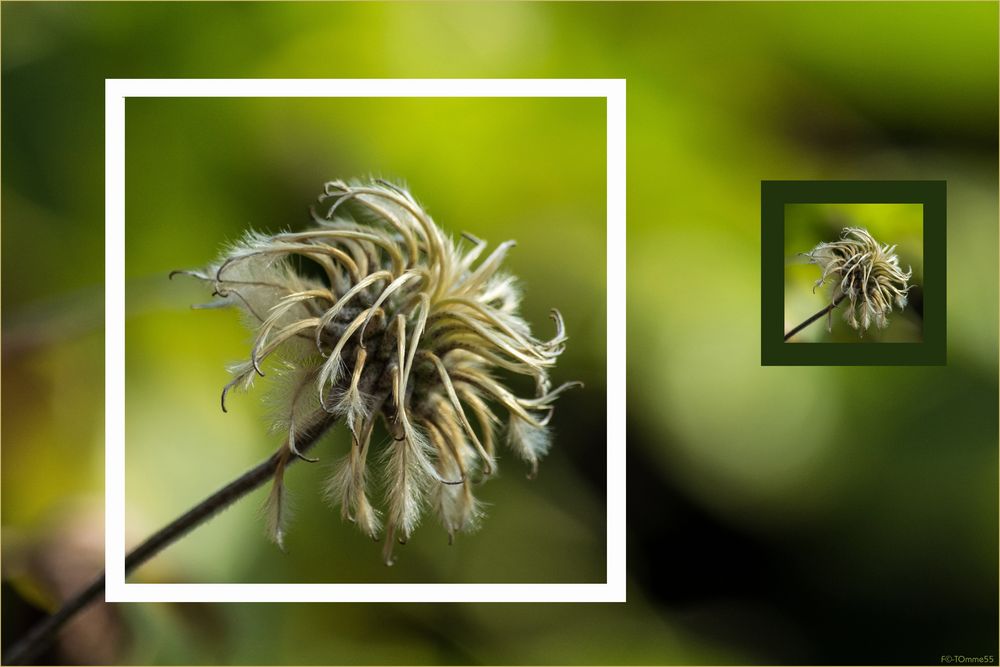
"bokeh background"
784,203,924,343
3,2,997,665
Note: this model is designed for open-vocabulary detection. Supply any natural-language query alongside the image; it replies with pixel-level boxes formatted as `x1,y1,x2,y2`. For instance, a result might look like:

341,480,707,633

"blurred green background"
3,2,997,665
784,203,924,342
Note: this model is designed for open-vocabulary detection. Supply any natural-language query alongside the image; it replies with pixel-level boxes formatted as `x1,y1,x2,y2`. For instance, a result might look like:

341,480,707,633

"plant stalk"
3,414,337,666
784,293,847,341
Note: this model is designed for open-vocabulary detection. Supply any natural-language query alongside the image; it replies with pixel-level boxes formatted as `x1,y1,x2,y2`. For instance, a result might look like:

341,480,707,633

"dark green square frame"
761,180,946,366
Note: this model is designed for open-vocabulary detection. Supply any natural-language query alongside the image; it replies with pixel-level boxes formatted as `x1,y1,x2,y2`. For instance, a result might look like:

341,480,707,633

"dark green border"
761,180,946,366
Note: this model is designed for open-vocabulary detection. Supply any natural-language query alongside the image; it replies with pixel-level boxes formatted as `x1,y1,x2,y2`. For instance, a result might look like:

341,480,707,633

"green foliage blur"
3,2,997,665
784,203,924,342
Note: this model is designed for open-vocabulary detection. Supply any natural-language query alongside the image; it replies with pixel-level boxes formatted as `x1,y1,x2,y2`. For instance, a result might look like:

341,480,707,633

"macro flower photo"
118,96,608,586
4,2,995,665
783,203,924,343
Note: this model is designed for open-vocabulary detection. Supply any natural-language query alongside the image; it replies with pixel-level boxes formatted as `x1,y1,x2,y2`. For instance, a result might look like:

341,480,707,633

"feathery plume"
804,227,914,334
175,179,580,563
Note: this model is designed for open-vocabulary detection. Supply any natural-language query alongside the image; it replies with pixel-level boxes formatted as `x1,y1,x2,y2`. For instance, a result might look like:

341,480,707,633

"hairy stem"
784,293,847,342
3,414,337,666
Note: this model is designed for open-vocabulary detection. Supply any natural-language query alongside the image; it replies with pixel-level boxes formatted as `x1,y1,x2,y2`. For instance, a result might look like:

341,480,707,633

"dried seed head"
804,227,914,334
176,179,579,563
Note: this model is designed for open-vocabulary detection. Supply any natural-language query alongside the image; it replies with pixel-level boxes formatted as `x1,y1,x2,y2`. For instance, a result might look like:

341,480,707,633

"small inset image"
784,203,923,343
760,180,945,366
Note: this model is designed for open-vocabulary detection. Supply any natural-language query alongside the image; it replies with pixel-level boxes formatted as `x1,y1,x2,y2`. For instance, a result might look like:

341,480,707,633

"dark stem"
3,414,337,666
784,293,847,341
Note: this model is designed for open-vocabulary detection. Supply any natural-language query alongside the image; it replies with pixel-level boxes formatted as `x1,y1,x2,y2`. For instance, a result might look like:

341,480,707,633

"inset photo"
761,181,946,366
784,203,923,344
105,79,624,604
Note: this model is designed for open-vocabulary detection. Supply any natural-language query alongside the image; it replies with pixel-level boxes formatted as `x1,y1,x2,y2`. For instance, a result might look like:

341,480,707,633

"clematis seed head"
804,227,914,334
175,179,580,564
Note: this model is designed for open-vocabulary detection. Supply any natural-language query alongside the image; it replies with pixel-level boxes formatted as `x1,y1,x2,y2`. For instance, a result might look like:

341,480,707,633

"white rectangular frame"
106,78,626,603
